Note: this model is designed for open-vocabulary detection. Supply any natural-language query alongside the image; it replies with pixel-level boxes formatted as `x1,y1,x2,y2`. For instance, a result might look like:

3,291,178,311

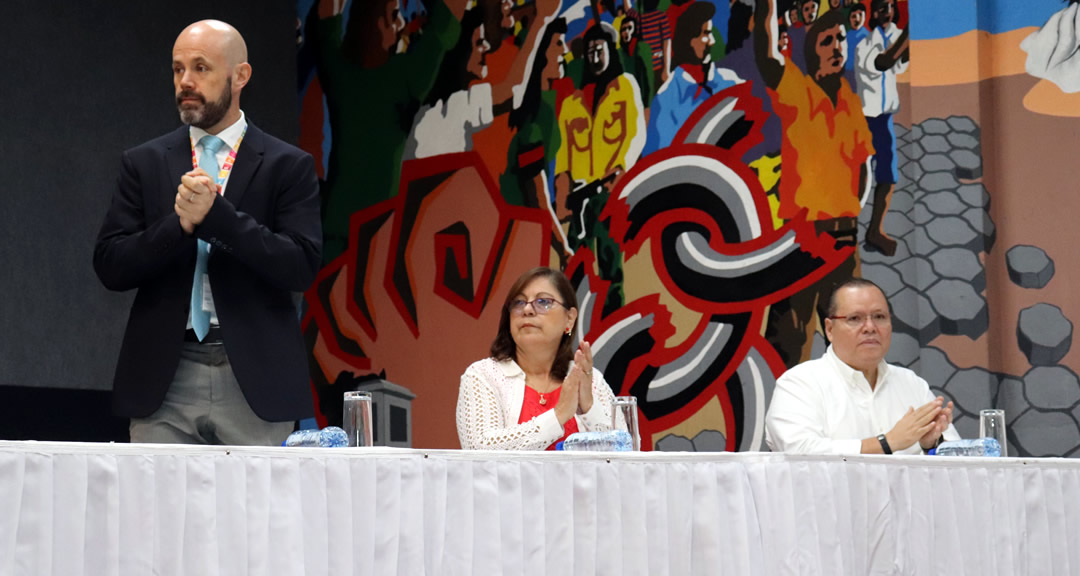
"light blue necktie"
190,135,226,341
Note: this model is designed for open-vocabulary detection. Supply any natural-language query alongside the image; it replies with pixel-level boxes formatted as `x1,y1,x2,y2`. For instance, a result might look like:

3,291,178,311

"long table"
0,441,1077,575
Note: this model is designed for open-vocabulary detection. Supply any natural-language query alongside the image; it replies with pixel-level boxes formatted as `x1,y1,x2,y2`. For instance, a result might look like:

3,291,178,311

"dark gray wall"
0,1,299,390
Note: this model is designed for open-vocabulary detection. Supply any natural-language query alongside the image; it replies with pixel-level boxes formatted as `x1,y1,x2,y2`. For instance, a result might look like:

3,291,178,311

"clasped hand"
175,168,217,235
553,341,595,425
886,396,954,451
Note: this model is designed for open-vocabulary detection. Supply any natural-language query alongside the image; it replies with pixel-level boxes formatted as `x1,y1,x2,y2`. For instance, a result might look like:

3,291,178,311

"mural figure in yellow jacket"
555,22,645,317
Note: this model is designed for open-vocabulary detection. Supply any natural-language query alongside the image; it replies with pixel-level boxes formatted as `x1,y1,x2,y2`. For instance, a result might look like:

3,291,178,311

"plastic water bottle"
934,438,1001,457
284,426,349,447
562,430,634,452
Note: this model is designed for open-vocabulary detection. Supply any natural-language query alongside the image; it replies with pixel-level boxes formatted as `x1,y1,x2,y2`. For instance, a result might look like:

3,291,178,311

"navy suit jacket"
94,123,322,421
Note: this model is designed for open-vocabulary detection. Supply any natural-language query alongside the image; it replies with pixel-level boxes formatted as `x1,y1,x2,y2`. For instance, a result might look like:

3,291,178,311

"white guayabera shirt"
766,345,961,455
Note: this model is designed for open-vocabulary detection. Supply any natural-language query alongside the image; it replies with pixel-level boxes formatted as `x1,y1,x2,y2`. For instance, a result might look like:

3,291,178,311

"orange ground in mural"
904,28,1032,87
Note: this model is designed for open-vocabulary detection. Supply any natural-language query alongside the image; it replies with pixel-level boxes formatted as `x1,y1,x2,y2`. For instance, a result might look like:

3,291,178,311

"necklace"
528,374,555,406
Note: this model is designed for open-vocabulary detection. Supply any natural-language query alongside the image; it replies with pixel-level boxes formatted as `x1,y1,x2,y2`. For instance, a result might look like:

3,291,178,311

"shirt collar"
189,110,247,151
808,82,852,122
679,63,712,86
825,344,890,391
497,358,524,378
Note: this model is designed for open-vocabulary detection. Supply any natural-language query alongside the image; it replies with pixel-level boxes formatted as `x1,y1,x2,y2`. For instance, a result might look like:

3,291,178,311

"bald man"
94,21,322,445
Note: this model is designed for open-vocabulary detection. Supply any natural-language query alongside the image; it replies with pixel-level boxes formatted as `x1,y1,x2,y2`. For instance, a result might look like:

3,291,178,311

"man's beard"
177,78,232,129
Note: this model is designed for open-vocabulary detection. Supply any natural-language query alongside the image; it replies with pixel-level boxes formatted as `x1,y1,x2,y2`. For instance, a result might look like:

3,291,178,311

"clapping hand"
554,341,595,424
885,397,943,451
175,168,217,234
574,341,594,414
554,367,581,425
919,397,953,450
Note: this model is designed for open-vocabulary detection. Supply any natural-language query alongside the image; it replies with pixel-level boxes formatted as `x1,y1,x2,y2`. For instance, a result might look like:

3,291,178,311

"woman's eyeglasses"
510,297,565,315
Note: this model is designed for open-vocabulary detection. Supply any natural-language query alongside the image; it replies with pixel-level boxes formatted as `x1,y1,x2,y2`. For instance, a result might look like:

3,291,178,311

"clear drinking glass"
343,391,374,447
611,396,641,451
979,409,1007,457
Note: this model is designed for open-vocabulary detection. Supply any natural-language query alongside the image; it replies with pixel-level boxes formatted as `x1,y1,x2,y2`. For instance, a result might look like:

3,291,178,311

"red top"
519,386,579,450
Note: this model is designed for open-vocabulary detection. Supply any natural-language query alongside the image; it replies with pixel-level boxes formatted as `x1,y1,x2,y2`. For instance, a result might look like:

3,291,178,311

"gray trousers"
129,342,294,446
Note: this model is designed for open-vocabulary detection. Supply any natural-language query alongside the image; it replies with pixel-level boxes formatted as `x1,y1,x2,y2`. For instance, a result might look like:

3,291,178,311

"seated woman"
456,267,616,450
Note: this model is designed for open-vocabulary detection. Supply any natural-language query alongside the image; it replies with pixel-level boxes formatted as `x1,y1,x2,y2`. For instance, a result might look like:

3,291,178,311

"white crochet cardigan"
456,357,617,450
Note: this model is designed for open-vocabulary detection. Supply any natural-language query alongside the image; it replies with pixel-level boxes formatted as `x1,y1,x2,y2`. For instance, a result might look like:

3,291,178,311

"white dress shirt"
766,345,960,455
187,111,247,328
854,23,908,117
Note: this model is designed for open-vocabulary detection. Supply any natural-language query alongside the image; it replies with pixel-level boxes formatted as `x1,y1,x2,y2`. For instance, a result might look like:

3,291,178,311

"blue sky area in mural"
911,0,1067,40
298,0,1070,43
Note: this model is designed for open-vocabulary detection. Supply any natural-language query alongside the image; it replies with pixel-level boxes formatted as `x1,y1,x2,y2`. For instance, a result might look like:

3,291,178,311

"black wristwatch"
877,434,893,454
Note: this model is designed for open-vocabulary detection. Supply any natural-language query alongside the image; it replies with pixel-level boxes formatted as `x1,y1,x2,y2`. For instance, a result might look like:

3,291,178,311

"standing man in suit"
94,20,322,445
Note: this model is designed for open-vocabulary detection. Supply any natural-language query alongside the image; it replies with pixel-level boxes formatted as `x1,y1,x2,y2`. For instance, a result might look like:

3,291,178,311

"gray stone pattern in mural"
654,116,1077,456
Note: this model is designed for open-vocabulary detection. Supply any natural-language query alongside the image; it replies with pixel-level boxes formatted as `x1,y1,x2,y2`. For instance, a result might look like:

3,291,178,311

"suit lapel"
223,123,264,209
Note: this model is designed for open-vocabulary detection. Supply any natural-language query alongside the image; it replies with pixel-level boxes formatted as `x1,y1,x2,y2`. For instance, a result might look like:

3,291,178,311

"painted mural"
296,0,1078,454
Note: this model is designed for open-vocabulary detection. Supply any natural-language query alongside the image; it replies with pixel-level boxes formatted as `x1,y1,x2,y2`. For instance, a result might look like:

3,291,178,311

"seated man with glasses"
765,278,961,454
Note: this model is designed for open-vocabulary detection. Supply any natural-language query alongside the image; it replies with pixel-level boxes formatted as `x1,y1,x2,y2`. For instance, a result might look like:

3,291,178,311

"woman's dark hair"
490,267,579,381
672,1,716,70
726,1,754,53
424,8,486,106
509,17,568,130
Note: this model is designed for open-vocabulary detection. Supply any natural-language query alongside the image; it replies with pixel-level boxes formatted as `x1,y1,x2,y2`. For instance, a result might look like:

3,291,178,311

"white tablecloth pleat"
1,442,1079,575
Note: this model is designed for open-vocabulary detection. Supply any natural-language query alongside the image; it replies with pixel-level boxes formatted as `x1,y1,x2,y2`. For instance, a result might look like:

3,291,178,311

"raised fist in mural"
1022,2,1080,93
304,152,555,447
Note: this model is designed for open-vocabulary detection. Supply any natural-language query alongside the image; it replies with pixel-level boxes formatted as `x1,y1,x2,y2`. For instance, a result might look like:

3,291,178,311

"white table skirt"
0,441,1077,576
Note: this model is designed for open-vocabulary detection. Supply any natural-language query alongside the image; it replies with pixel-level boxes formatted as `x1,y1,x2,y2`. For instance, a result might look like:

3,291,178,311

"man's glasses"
827,312,892,329
510,297,565,315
